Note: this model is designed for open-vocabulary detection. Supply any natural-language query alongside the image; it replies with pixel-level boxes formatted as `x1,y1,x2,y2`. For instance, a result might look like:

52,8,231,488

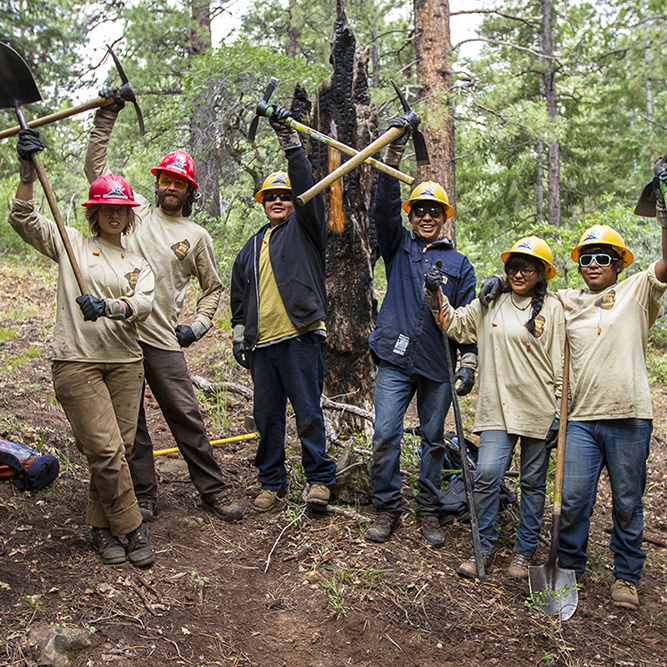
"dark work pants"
127,342,226,505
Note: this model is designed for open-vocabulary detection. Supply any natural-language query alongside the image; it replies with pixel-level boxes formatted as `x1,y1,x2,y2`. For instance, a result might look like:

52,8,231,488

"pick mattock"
0,46,145,140
528,341,578,620
0,42,88,294
296,79,430,206
248,77,414,186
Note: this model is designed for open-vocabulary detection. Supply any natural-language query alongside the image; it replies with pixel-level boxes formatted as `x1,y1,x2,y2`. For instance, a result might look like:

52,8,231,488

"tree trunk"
414,0,456,242
541,0,561,227
309,0,378,427
286,0,300,57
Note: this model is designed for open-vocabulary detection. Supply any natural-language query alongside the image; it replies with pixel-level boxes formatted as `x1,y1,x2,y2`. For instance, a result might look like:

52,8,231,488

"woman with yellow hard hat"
424,236,565,579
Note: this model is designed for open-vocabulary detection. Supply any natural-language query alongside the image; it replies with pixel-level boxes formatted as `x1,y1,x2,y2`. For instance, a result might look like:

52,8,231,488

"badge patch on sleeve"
171,239,191,261
125,268,141,290
393,334,410,356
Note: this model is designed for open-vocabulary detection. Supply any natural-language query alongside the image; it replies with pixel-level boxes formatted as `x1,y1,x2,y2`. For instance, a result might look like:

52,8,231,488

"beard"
157,188,189,214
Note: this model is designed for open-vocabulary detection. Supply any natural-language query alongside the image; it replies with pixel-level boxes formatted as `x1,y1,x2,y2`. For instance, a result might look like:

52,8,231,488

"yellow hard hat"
402,181,455,219
254,171,292,203
500,236,557,280
570,224,633,269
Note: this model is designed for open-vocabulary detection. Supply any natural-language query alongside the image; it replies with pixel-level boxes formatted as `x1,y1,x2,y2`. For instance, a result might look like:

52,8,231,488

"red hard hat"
151,150,198,189
82,174,139,208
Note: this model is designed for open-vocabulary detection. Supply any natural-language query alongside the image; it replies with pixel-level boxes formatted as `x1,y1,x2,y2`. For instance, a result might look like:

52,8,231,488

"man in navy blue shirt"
366,133,477,547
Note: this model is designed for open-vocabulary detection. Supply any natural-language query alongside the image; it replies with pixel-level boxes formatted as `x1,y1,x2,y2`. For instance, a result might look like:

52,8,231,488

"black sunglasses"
264,192,291,202
412,205,444,219
579,253,613,267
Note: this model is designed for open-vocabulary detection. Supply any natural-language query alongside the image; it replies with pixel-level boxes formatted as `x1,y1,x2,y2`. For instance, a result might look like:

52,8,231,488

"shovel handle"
553,342,570,515
296,126,405,206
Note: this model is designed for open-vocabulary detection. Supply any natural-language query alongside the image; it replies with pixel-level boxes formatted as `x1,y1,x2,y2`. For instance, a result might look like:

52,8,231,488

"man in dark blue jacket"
230,106,336,513
366,135,477,547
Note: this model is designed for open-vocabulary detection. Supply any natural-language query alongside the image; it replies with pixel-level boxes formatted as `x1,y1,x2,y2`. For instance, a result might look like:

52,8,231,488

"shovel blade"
528,563,578,621
0,43,41,109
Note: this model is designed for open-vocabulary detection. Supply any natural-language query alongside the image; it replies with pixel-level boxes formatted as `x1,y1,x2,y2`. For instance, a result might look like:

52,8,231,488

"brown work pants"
52,360,144,536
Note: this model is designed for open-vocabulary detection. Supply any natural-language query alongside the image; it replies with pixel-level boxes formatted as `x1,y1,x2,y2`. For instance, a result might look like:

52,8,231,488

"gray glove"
383,114,413,166
76,294,107,322
424,261,445,293
479,276,504,306
269,105,301,152
175,324,197,348
233,341,249,369
453,366,475,396
17,129,44,183
99,86,125,114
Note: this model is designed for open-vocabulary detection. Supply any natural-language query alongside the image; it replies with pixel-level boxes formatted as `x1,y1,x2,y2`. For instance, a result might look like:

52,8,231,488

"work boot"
457,553,494,579
203,495,245,522
253,488,286,512
611,578,639,610
138,499,157,523
126,523,155,568
418,515,446,548
306,484,330,509
365,514,399,543
91,527,126,565
507,553,531,580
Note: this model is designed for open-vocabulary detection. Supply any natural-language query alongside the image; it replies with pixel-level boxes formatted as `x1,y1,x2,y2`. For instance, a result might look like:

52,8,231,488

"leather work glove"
424,261,445,293
175,324,197,348
76,294,107,322
99,85,126,114
233,341,249,369
479,275,505,306
545,416,560,450
384,114,414,167
17,129,44,184
269,105,301,152
653,153,667,227
453,366,475,396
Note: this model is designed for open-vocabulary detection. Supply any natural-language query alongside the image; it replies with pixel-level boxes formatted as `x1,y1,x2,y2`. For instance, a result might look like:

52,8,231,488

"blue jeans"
475,430,549,556
248,332,336,491
371,361,452,516
558,419,652,582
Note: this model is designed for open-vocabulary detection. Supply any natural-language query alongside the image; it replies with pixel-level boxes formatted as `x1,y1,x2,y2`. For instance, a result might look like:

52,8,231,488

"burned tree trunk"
308,0,378,427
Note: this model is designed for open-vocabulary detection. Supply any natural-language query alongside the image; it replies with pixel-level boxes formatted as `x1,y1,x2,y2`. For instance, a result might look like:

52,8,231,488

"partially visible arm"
373,171,404,261
288,147,327,251
424,285,480,344
655,227,667,283
189,238,223,338
121,259,155,322
84,109,115,184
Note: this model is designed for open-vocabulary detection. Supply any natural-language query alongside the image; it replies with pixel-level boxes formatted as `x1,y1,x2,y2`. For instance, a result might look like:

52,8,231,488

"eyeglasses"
264,192,291,202
412,206,444,219
507,267,536,277
579,253,613,267
158,177,188,189
99,205,128,217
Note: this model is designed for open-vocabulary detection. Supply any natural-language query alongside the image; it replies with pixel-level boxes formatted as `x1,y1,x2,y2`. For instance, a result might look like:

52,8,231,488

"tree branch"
451,8,540,28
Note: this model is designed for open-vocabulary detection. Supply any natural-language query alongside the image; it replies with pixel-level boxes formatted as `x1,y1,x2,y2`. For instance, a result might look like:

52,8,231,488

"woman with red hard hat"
8,129,156,568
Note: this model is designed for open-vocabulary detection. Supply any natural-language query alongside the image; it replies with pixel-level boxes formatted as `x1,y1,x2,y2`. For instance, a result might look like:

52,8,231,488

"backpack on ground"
0,438,59,492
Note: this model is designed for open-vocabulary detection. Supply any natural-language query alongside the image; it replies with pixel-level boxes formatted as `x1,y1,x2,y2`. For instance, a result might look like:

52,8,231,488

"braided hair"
503,254,548,337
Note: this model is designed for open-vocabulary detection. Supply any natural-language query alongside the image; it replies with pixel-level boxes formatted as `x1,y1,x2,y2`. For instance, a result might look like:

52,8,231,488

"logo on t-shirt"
171,239,191,261
595,289,615,310
125,268,141,291
531,314,546,338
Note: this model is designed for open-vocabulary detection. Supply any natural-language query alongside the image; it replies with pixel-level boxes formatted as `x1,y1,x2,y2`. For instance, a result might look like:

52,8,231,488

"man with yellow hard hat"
230,105,336,513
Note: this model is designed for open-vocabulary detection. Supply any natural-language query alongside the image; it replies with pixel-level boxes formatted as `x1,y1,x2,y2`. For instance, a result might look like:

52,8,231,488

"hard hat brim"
500,249,557,280
152,166,198,189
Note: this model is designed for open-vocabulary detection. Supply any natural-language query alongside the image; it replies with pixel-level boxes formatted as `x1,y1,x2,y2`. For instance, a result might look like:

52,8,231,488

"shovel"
0,42,88,294
528,341,578,620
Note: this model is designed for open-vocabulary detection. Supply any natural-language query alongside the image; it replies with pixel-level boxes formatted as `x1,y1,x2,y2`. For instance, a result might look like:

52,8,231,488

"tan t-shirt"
557,262,667,421
8,198,154,363
426,289,565,438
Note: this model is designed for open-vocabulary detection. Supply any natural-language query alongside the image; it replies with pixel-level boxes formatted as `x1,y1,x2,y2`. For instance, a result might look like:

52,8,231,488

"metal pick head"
106,45,145,136
248,77,279,142
391,79,410,113
0,42,42,109
413,129,430,166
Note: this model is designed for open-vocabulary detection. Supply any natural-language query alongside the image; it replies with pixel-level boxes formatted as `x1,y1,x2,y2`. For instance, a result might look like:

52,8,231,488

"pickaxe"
297,80,429,206
0,46,145,140
248,77,415,187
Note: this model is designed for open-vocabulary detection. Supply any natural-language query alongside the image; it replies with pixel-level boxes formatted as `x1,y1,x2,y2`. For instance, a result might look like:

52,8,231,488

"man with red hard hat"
85,100,243,524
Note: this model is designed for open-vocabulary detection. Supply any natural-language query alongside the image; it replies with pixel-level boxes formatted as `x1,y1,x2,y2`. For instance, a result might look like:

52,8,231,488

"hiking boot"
126,523,155,567
252,487,287,512
203,495,245,522
507,553,531,580
365,514,399,543
91,527,126,565
138,499,157,523
418,514,446,548
306,484,330,509
457,553,494,579
611,578,639,610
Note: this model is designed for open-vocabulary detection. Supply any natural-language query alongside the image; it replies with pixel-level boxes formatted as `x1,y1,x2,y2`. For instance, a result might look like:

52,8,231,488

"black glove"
17,128,44,161
269,104,300,151
76,294,107,322
175,324,197,348
424,261,445,293
99,85,126,113
545,417,559,450
453,366,475,396
479,276,504,306
233,341,249,369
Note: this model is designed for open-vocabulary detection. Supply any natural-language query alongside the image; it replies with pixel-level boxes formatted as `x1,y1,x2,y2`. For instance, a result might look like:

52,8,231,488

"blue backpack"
0,438,59,492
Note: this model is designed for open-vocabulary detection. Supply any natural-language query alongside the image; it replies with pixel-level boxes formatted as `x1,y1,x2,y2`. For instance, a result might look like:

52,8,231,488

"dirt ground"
1,257,667,667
